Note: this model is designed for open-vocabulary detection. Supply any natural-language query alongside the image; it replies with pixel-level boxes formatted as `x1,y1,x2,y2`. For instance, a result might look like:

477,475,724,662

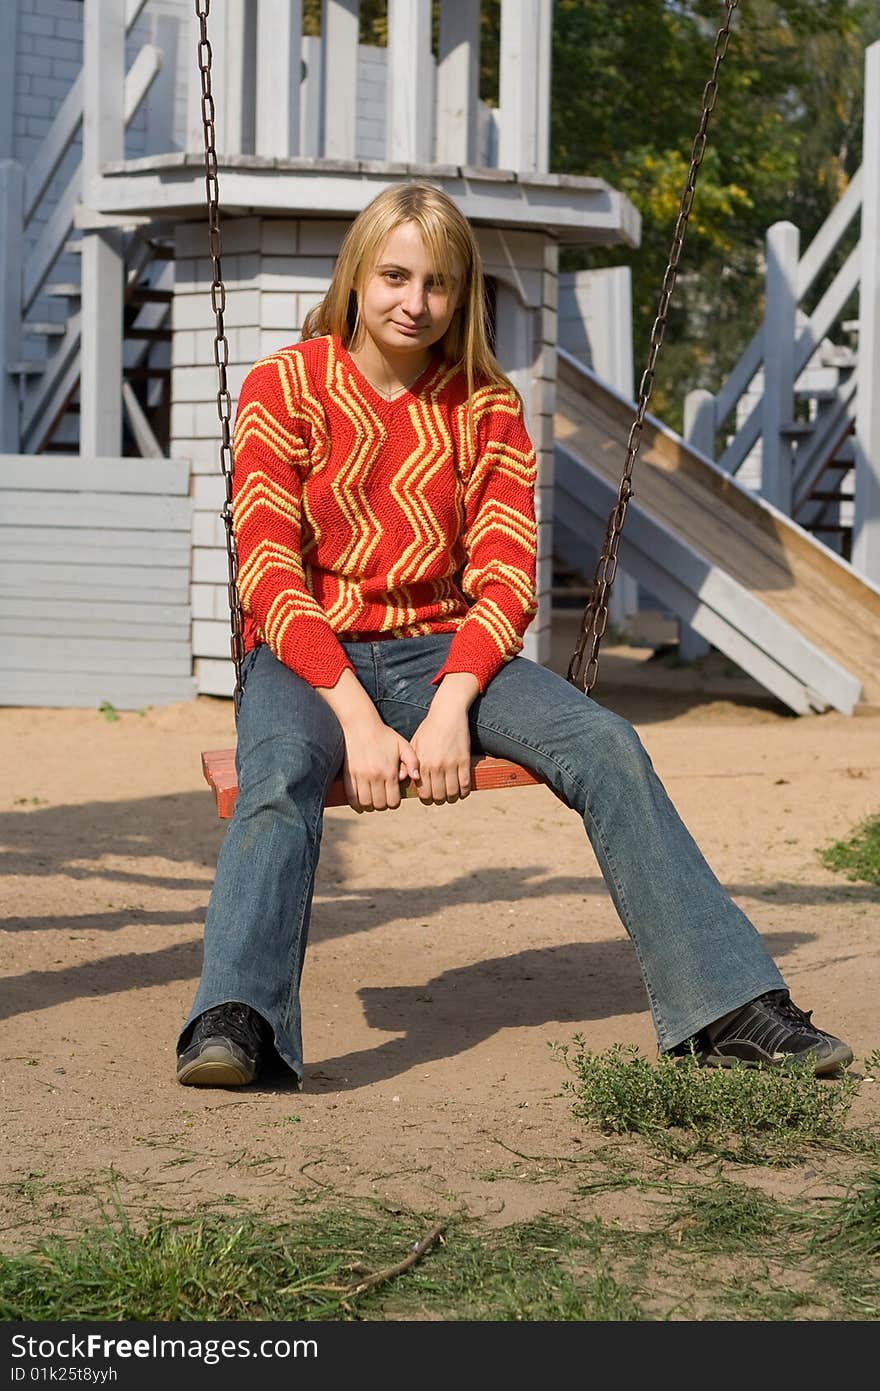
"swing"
195,0,738,819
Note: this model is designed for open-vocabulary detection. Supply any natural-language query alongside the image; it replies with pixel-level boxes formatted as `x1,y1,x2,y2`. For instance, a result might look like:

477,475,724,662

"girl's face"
356,221,463,357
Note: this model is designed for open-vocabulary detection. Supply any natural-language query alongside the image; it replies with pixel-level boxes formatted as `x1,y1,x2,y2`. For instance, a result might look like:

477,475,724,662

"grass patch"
554,1040,869,1163
820,814,880,884
2,1184,879,1322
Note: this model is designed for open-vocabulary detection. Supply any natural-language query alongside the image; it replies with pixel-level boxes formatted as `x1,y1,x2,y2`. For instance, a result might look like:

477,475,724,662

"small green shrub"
820,815,880,884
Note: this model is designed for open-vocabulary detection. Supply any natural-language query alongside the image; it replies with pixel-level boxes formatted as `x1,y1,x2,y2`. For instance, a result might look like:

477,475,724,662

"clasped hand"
342,696,473,813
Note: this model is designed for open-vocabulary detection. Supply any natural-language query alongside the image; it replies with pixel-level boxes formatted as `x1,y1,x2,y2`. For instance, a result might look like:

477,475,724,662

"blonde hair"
301,182,512,405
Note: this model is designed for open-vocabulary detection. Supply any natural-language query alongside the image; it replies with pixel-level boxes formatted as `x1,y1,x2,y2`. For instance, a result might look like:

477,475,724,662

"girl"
177,183,851,1088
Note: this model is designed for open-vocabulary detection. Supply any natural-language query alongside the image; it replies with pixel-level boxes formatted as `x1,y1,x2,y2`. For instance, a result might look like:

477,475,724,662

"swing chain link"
195,0,246,715
567,0,738,694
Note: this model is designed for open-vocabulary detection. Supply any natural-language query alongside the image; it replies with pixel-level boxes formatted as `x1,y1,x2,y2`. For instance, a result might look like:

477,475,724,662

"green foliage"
547,0,875,428
820,815,880,885
555,1040,860,1158
809,1170,880,1259
98,701,119,723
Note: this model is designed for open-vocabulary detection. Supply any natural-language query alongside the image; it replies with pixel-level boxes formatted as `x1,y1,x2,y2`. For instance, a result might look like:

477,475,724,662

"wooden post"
0,0,17,162
387,0,433,163
684,388,716,460
436,0,479,166
679,387,716,659
321,0,359,160
761,221,799,514
498,0,552,172
0,161,23,451
853,40,880,583
81,0,124,456
256,0,303,157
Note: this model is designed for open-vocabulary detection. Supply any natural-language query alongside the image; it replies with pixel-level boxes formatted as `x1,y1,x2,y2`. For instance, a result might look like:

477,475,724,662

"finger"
343,766,361,813
458,761,472,798
369,780,387,812
445,770,461,803
399,739,420,781
385,777,401,810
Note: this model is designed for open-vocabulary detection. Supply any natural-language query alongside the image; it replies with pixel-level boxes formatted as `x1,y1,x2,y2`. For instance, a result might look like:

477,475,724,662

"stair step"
780,420,815,438
127,288,173,305
43,283,81,298
125,327,172,341
6,360,46,375
810,523,852,533
820,345,857,368
809,490,855,501
124,367,171,380
63,240,83,255
24,321,66,337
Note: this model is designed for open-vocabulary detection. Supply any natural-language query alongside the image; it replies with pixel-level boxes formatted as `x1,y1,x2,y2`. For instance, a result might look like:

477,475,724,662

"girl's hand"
411,706,472,806
341,719,420,813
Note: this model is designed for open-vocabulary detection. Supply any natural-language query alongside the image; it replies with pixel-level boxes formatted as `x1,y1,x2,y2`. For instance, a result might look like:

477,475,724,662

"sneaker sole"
702,1041,854,1076
177,1042,255,1087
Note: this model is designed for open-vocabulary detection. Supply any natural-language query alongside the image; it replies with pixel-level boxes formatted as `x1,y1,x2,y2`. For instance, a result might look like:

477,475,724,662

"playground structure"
0,1,878,713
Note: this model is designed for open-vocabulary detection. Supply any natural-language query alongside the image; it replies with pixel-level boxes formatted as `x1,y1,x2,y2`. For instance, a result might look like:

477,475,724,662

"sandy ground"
1,633,878,1248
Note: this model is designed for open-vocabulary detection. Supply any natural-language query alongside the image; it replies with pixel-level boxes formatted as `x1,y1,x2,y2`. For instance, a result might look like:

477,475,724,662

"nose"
401,280,428,319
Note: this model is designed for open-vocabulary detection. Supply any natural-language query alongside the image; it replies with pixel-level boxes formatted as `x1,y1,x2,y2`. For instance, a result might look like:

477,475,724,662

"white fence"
0,454,195,707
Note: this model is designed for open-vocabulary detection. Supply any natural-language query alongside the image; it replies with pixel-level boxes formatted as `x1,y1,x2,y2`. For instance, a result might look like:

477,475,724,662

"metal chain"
194,0,246,715
568,0,739,693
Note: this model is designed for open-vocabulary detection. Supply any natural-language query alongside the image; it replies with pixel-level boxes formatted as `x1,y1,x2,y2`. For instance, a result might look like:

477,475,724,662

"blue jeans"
180,635,783,1083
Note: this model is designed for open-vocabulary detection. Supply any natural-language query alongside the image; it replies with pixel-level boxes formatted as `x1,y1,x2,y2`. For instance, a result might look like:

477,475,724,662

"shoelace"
762,990,814,1030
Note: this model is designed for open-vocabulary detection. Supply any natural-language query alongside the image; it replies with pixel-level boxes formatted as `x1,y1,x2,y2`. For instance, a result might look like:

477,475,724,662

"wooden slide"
553,350,880,715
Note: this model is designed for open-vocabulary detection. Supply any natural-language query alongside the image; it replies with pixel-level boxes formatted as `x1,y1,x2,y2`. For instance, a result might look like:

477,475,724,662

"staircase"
18,233,173,457
682,41,879,587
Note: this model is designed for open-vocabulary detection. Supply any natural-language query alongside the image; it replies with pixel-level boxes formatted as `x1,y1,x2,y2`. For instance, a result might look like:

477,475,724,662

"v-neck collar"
333,335,444,410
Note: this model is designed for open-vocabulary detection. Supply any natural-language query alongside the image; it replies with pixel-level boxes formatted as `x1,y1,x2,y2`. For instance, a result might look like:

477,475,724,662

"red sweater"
231,333,538,691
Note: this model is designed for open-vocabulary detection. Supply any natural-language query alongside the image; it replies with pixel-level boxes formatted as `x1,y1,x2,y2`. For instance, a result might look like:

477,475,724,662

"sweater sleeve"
431,385,538,692
231,353,355,688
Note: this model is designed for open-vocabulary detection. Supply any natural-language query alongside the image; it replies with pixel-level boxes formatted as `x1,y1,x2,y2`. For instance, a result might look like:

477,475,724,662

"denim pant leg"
179,644,348,1082
377,635,784,1050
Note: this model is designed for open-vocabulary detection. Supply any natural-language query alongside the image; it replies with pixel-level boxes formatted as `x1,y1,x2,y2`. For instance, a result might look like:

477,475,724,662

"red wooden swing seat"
202,747,541,819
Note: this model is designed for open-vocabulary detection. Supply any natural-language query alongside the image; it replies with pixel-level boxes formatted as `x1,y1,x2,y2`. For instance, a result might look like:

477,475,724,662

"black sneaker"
670,990,853,1075
176,1002,271,1087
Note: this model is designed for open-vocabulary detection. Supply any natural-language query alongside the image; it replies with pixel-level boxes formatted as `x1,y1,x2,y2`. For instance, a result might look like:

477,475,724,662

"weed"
819,814,880,885
809,1170,880,1258
554,1039,861,1161
98,701,120,723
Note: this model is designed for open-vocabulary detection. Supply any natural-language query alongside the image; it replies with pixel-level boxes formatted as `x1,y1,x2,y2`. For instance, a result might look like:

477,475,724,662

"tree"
548,0,874,426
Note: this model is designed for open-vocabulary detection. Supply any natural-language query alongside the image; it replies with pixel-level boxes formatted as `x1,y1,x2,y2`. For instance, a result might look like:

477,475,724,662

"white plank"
1,671,197,710
0,616,189,642
11,598,191,627
2,529,189,566
0,456,189,494
0,562,190,597
4,494,191,530
5,635,191,675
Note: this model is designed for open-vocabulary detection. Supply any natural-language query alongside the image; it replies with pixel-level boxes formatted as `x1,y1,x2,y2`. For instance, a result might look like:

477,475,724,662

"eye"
384,270,405,283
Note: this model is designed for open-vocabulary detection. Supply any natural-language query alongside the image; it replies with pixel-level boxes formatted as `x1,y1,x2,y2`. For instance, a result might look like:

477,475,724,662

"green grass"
3,1182,879,1322
554,1040,870,1163
820,814,880,884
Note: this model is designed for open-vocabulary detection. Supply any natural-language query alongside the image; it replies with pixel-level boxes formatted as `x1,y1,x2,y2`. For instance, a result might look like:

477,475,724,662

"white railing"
685,40,879,586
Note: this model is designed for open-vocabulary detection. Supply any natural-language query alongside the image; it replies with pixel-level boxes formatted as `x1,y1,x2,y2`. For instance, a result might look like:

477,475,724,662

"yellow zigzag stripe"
464,599,520,654
388,399,452,585
237,538,304,606
326,338,385,575
233,401,309,468
233,471,301,535
462,561,535,610
466,501,536,555
465,443,537,504
324,575,365,629
265,590,330,652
